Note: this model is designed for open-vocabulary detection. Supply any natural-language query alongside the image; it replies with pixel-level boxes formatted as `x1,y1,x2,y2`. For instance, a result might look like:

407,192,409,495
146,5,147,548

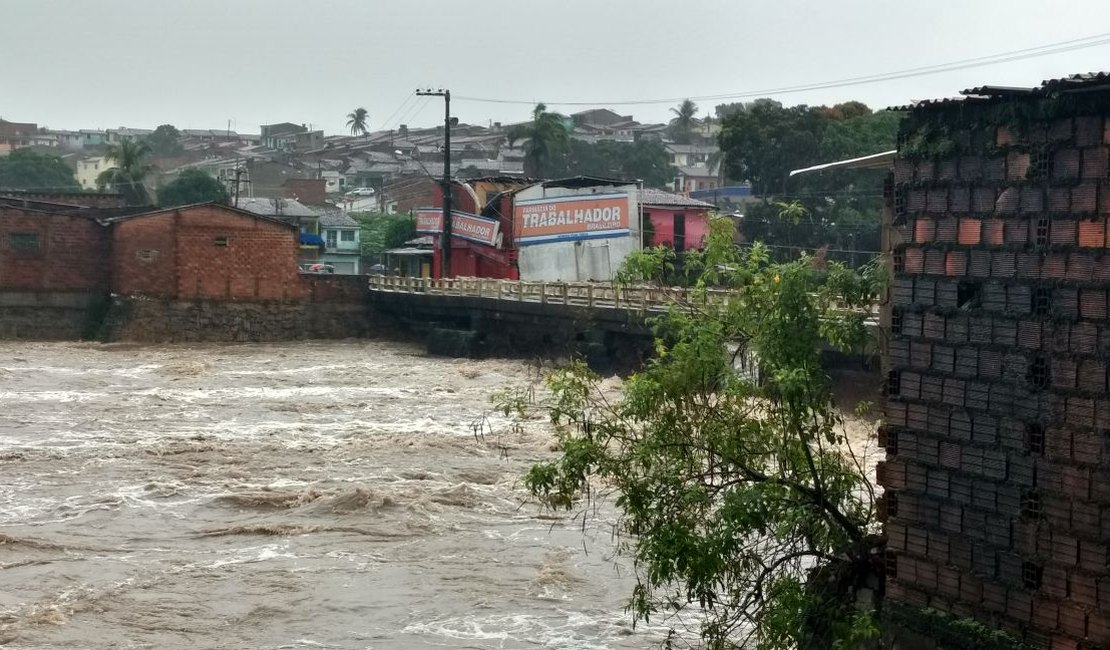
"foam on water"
0,341,658,648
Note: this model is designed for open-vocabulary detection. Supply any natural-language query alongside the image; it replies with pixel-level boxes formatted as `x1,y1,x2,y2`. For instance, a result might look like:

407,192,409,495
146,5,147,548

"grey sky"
4,0,1110,135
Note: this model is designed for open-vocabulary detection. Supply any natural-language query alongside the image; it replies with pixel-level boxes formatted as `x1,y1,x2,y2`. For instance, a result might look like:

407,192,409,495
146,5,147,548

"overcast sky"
4,0,1110,135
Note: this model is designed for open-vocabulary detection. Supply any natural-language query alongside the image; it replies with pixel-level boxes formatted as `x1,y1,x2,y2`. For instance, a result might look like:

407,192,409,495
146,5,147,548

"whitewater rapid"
0,341,659,649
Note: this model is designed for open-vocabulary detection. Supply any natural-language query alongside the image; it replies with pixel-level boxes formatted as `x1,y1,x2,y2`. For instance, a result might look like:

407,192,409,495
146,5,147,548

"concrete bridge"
365,275,880,370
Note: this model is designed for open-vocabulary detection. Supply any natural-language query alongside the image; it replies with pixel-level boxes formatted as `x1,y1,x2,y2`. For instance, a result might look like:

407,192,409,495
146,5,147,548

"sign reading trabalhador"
513,193,630,245
414,208,500,247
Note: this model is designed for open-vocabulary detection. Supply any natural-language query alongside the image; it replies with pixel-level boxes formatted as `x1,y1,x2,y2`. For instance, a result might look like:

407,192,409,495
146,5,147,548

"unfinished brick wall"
881,90,1110,649
111,204,306,301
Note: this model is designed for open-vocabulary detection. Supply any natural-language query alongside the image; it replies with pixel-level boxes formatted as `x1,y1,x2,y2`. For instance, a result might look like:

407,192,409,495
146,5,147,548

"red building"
423,176,535,279
107,203,305,301
638,188,713,252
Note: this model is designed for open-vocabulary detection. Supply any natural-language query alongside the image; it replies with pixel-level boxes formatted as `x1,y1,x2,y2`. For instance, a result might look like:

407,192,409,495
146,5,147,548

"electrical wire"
378,93,419,133
454,32,1110,107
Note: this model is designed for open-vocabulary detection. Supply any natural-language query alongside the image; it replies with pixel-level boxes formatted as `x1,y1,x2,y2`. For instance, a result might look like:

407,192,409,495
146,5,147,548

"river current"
0,341,659,649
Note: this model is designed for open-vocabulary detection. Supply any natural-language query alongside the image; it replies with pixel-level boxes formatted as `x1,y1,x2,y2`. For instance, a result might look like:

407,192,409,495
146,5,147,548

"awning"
300,233,325,246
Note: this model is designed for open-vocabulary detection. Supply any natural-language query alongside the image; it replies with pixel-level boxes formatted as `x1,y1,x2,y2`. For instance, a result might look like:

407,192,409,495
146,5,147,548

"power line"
379,93,419,133
455,32,1110,107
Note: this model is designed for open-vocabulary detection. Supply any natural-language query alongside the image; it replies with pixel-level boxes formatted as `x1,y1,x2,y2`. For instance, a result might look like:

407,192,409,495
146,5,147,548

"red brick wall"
112,205,305,301
111,213,177,297
882,108,1110,648
0,207,109,291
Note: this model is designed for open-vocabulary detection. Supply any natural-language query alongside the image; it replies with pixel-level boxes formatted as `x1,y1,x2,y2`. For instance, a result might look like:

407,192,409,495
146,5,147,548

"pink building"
638,188,714,252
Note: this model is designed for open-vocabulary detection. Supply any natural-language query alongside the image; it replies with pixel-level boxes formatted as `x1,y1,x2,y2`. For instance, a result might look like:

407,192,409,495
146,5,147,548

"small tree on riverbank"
499,215,885,648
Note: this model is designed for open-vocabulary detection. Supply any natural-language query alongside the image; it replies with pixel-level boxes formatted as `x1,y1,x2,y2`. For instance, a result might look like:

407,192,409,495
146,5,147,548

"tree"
347,107,369,138
668,99,699,144
717,99,901,267
352,212,416,261
501,215,884,649
158,168,229,207
145,124,183,158
554,139,677,189
0,149,80,191
508,103,570,178
97,139,155,205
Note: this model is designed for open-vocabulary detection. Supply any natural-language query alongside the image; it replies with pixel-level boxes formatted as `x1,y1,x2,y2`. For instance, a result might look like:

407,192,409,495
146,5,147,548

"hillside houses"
0,104,732,214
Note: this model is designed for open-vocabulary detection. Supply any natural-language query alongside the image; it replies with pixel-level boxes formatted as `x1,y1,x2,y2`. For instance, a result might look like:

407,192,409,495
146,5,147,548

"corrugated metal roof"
890,71,1110,112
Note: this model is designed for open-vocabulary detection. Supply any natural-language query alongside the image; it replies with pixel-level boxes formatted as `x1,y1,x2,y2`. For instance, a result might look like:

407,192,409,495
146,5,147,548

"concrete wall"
881,96,1110,649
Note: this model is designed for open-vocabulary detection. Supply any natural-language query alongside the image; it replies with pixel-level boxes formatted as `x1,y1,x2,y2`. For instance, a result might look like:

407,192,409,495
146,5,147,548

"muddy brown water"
0,341,663,649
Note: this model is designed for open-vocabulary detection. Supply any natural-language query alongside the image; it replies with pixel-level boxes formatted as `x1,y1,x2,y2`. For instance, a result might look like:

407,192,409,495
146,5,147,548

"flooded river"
0,341,658,649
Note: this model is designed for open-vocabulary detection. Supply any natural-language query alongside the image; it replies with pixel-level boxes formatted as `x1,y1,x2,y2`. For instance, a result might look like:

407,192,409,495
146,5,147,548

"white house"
75,156,108,190
317,209,361,274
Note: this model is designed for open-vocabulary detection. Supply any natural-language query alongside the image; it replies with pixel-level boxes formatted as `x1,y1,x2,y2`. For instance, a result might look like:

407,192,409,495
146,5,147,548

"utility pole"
416,88,452,277
230,164,250,208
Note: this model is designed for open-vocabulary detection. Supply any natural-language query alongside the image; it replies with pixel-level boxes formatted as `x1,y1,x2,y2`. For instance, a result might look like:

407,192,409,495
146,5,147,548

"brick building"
107,203,305,301
881,73,1110,648
0,203,109,292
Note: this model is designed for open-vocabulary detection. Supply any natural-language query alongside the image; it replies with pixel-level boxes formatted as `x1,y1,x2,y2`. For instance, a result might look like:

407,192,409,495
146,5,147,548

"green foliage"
717,99,901,267
509,103,571,178
353,212,416,260
614,245,676,286
554,139,677,188
158,168,229,207
882,604,1036,650
347,107,369,138
508,213,884,648
145,124,183,158
97,139,155,205
0,148,80,191
669,98,700,145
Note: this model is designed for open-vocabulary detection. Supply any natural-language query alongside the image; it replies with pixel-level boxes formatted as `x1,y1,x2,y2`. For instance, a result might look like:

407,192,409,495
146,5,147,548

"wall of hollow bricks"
879,98,1110,649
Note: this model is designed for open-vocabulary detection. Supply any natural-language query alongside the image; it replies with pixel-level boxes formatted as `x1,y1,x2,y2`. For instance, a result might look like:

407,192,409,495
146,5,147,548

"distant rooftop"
638,188,714,209
235,196,317,218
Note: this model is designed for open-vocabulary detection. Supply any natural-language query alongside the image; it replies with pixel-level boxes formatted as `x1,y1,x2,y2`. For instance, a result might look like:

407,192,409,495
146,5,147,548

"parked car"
346,187,376,197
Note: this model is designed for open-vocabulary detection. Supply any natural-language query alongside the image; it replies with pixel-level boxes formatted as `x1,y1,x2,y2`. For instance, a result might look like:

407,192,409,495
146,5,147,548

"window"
340,230,355,242
326,230,338,248
1021,561,1043,590
672,214,686,253
214,236,230,246
1032,288,1052,315
9,232,39,252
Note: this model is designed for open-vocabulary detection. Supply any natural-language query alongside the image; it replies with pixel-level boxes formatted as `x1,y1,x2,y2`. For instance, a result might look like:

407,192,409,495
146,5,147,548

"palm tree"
669,99,699,145
97,139,154,205
508,103,570,178
347,107,369,138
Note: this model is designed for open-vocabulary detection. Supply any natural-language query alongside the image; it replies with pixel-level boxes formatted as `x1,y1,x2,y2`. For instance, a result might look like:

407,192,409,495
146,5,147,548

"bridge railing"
367,275,743,312
366,275,877,319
